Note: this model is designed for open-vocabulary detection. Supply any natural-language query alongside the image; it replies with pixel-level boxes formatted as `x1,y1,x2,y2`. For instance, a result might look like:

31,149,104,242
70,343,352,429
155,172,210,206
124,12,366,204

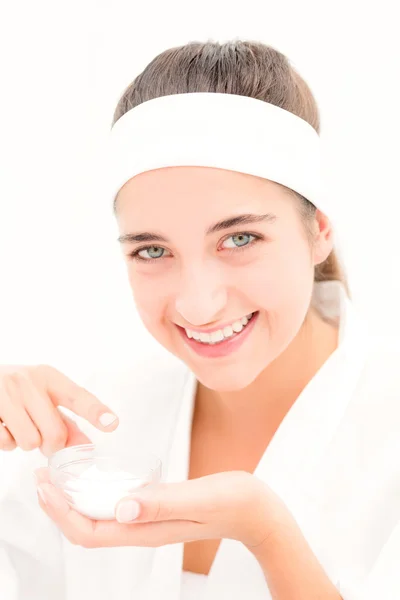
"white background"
0,0,399,383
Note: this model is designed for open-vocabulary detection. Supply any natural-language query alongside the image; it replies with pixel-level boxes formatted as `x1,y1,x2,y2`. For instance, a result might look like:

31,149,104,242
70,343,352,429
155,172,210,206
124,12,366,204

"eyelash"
127,232,264,263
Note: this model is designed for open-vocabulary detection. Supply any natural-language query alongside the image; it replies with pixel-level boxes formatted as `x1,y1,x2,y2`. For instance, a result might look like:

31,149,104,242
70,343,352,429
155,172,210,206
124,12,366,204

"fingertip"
3,441,17,451
34,467,51,484
115,498,141,523
37,486,48,506
38,482,70,514
0,424,16,450
98,412,119,429
39,445,53,458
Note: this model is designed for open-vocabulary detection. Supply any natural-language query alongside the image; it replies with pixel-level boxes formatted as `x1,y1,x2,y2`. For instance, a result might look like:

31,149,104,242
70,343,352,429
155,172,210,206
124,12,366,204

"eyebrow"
117,213,278,244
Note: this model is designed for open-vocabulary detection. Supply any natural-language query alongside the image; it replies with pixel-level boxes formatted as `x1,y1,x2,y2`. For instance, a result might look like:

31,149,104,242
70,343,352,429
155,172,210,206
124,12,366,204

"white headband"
106,92,327,217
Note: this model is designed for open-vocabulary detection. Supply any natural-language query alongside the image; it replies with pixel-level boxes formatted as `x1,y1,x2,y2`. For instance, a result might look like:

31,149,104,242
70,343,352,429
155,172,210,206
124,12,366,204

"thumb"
62,413,92,447
115,481,194,524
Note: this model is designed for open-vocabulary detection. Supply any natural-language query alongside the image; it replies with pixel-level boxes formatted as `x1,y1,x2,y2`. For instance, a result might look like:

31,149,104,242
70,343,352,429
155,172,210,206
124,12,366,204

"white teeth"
223,325,234,338
210,330,224,343
184,312,255,344
232,320,243,333
199,332,211,343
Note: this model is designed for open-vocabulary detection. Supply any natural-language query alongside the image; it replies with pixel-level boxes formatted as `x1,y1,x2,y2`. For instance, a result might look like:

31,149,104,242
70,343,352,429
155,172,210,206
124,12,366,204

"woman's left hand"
34,468,287,551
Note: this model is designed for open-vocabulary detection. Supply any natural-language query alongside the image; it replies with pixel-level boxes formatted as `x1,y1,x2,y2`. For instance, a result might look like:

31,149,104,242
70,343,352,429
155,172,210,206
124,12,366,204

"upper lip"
176,312,255,334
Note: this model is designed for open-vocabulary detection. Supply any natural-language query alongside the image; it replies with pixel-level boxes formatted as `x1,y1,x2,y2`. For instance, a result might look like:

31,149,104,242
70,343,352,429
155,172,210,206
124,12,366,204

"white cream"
64,463,148,520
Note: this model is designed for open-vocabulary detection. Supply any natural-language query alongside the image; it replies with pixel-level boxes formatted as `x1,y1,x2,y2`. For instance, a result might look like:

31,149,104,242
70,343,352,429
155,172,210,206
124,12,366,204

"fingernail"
37,483,69,512
99,412,118,427
116,499,141,523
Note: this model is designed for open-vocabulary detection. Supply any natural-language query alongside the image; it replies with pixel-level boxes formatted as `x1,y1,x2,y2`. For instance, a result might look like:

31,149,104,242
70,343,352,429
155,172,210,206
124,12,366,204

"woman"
1,39,400,600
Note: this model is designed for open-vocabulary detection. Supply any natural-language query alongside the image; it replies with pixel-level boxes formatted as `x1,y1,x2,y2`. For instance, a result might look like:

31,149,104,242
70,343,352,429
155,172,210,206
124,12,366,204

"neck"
194,307,339,438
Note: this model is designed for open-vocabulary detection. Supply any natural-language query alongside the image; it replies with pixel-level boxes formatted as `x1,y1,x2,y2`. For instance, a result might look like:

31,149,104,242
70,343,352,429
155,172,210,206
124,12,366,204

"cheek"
244,241,313,309
243,244,314,352
128,270,172,334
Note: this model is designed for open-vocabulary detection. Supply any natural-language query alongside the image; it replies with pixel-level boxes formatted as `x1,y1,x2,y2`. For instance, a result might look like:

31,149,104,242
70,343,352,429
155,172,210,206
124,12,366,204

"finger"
12,375,69,456
36,482,115,547
34,467,51,484
115,480,206,524
37,482,73,522
115,472,252,525
60,413,92,447
0,420,16,450
41,367,119,431
89,519,208,548
0,379,42,451
36,481,207,548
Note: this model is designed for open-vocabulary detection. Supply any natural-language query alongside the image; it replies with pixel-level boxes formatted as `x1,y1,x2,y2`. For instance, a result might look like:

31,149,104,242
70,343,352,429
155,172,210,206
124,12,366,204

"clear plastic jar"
48,443,162,520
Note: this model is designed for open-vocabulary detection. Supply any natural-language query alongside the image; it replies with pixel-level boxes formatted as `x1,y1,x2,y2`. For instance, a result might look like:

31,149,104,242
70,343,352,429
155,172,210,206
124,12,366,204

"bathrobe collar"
142,280,371,599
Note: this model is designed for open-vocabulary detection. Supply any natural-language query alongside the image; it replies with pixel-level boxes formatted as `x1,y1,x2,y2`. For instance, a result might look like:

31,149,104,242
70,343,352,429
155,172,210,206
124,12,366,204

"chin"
193,363,264,392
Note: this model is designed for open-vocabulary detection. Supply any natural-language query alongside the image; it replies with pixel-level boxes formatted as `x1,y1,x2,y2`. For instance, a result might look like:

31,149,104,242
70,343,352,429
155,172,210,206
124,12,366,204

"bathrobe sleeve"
338,347,400,600
0,364,106,600
334,433,400,600
335,516,400,600
0,356,188,600
0,448,66,600
337,519,400,600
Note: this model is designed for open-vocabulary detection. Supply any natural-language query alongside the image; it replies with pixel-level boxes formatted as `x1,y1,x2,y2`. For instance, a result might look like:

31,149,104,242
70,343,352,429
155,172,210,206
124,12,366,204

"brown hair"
112,39,350,297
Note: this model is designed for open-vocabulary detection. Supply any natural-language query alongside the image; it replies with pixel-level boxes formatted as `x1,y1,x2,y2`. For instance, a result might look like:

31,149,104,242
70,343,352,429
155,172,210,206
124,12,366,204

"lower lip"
176,312,259,359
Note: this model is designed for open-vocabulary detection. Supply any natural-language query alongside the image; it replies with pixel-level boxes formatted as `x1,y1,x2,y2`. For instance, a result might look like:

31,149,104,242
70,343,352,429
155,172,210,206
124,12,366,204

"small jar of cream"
48,444,162,520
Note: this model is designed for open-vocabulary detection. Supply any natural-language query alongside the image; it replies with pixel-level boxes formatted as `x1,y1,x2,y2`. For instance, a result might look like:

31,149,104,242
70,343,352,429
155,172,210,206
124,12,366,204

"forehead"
115,166,291,224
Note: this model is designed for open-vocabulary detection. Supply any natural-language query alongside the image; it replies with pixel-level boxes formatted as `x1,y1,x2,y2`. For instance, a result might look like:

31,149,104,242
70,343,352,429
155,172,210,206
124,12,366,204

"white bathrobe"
1,280,400,600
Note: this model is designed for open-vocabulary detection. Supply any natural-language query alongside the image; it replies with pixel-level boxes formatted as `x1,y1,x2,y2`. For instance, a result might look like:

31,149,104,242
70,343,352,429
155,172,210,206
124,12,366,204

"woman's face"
115,166,332,391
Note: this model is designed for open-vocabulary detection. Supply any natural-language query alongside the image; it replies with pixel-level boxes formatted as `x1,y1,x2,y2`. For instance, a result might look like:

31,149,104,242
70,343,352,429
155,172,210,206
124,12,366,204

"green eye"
222,233,255,248
138,246,165,259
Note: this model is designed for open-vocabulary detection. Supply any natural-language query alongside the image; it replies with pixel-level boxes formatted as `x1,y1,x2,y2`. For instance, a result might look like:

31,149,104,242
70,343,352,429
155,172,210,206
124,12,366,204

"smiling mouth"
182,312,258,345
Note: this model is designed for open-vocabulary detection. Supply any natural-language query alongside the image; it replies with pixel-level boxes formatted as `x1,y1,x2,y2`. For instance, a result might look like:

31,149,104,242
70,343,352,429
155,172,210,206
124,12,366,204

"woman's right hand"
0,364,119,456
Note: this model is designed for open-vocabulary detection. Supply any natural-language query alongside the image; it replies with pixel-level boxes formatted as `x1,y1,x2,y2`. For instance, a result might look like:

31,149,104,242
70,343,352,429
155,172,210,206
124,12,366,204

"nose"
175,264,227,327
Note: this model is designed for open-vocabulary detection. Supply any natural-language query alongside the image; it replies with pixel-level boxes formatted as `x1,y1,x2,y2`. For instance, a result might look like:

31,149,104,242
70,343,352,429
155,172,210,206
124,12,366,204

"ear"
312,209,335,266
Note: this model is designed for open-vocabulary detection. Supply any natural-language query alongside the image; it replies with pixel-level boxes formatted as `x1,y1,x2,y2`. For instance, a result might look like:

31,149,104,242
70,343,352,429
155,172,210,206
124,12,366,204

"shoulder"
357,337,400,398
347,337,400,449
